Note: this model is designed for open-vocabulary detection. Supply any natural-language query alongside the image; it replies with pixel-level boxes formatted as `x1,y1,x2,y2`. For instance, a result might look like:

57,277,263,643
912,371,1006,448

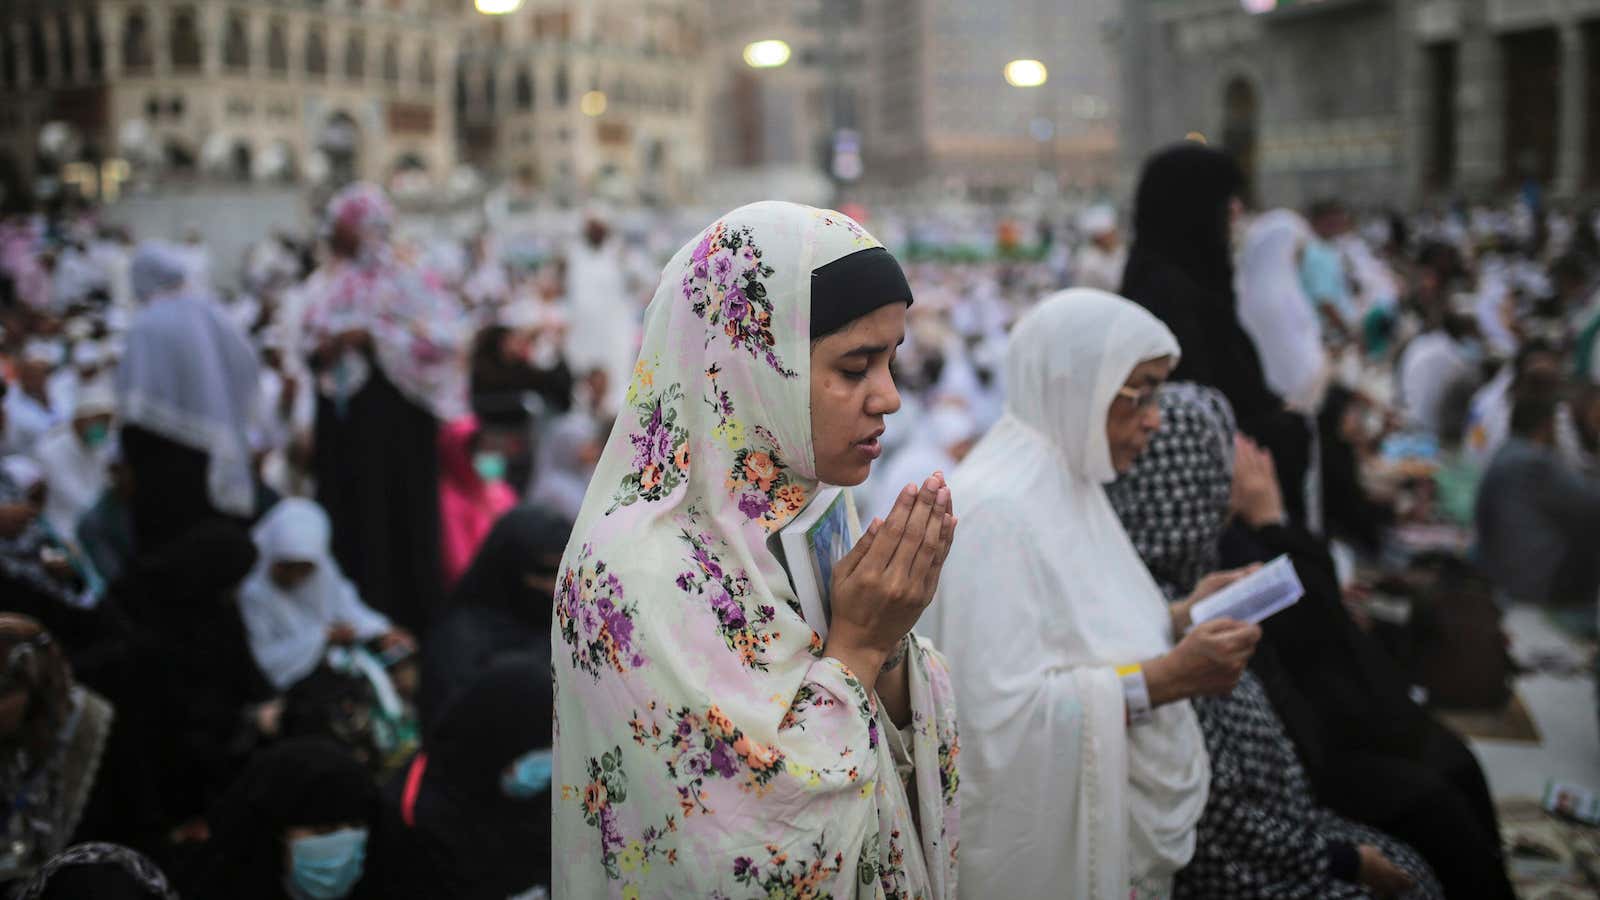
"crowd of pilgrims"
0,139,1592,897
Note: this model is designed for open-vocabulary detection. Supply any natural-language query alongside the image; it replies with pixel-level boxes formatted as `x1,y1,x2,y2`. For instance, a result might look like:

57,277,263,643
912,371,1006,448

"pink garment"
438,415,515,587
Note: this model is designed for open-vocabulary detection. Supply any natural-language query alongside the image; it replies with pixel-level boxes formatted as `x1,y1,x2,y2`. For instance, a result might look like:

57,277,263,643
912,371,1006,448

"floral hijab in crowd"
552,202,961,898
299,183,469,421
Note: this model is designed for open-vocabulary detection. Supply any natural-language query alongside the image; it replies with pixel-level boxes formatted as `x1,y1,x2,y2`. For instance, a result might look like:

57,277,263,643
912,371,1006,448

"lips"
854,427,885,461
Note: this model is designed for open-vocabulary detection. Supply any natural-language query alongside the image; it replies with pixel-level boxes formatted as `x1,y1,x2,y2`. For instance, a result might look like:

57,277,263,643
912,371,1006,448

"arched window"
514,66,533,110
482,68,497,113
222,13,249,71
554,63,568,106
122,9,151,72
266,19,287,74
85,13,103,75
305,27,326,77
344,31,364,80
56,13,76,80
26,19,47,83
170,6,202,71
381,38,399,83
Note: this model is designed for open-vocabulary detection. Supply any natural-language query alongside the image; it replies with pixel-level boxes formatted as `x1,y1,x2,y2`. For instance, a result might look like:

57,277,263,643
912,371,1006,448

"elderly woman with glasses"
920,290,1264,899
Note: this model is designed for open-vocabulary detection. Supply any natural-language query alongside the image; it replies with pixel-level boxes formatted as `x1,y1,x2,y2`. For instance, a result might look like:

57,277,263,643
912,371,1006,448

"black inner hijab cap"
809,246,914,340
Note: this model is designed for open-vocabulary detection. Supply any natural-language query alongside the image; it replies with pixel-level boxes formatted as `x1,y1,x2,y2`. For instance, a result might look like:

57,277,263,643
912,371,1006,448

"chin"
819,458,872,487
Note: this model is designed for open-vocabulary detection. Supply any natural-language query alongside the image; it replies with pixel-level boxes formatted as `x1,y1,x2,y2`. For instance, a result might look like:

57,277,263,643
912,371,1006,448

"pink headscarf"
438,414,515,587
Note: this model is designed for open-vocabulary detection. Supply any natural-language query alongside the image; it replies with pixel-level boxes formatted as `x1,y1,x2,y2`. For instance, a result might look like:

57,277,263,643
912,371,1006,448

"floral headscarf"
553,202,960,898
300,182,468,421
1105,382,1238,599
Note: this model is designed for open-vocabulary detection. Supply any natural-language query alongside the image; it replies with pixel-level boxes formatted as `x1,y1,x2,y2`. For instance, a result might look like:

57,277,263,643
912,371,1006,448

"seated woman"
0,615,161,883
1207,418,1514,899
437,415,516,589
239,498,414,693
553,202,960,896
420,505,569,734
367,654,551,898
922,289,1263,899
191,738,378,900
1106,384,1442,899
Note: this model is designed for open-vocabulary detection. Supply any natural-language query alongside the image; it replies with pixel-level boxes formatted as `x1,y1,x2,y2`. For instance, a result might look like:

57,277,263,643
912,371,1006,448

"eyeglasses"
1114,385,1162,411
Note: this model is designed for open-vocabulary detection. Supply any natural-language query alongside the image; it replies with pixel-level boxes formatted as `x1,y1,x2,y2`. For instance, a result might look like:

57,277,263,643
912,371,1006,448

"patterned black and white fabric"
1175,673,1442,900
14,841,178,899
1112,384,1442,899
1106,382,1236,600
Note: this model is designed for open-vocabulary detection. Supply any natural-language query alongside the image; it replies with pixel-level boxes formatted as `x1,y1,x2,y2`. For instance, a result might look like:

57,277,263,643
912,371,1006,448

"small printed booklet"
1189,554,1305,628
769,486,862,643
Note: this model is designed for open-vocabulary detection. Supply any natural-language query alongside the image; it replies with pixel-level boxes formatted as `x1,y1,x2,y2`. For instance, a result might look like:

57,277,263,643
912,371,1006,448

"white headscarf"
116,243,260,517
525,411,597,522
1236,210,1330,413
238,498,391,692
35,378,116,538
920,288,1208,899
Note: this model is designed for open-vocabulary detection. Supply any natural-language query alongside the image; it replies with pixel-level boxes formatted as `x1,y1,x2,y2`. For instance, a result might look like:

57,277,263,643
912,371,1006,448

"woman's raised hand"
823,473,957,681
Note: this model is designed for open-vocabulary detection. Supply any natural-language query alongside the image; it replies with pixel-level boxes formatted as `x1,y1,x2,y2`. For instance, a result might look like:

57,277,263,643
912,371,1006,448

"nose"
867,368,902,417
1141,404,1162,433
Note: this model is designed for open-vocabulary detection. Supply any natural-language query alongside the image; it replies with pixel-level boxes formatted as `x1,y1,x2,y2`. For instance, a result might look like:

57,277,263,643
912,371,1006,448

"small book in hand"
1188,554,1305,629
768,486,862,643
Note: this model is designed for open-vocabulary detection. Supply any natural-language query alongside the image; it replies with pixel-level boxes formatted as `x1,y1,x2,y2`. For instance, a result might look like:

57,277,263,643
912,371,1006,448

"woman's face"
270,559,318,591
810,303,907,486
1105,356,1174,474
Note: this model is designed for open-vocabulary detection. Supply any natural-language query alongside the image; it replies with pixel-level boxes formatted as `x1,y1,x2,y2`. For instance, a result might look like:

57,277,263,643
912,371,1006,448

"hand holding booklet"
1188,554,1304,628
768,486,862,644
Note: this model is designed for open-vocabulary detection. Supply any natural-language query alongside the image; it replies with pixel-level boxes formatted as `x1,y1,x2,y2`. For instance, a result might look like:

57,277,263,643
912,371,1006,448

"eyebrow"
838,337,906,359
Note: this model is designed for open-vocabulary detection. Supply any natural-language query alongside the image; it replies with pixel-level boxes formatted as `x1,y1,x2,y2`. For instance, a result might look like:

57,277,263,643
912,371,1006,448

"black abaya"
419,505,569,734
365,654,551,899
119,425,220,556
1220,520,1516,900
1120,143,1313,522
312,359,443,633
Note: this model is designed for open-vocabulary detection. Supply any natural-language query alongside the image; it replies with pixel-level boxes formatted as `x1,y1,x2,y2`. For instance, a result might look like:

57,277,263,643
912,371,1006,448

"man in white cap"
4,340,66,456
1073,204,1128,293
34,376,117,538
48,337,107,418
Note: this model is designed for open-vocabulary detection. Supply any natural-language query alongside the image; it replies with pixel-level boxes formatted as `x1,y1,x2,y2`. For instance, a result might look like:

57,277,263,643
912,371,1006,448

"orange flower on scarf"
743,452,778,491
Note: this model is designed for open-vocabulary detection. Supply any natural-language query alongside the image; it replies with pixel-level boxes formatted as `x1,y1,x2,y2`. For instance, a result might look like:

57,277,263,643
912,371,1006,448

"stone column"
1452,3,1503,198
1555,19,1586,199
102,5,124,77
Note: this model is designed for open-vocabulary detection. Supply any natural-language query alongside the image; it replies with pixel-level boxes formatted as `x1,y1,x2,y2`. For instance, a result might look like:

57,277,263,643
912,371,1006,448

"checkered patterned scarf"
1106,382,1237,600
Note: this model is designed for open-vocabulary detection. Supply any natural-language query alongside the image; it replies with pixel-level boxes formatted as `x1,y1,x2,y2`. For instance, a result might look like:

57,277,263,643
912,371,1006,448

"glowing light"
475,0,523,14
1003,59,1048,88
742,40,792,69
580,90,608,117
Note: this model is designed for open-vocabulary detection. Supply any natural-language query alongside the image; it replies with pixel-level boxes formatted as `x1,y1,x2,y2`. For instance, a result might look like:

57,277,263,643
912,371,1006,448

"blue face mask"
288,827,368,899
82,421,110,449
473,451,508,483
501,747,554,799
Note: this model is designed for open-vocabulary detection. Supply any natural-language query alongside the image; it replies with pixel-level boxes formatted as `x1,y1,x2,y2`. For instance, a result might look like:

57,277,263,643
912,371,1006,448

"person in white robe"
34,376,115,539
1236,210,1331,414
4,341,66,457
1073,205,1128,294
562,217,638,416
238,498,412,692
920,289,1262,899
